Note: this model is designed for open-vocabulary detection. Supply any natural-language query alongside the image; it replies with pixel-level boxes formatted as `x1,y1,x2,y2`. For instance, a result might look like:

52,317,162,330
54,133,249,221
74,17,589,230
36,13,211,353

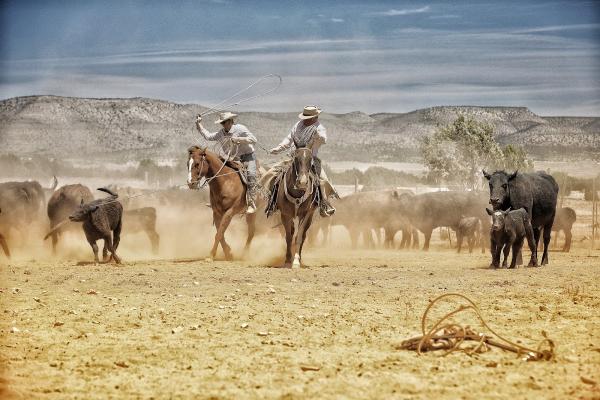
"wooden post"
559,174,567,209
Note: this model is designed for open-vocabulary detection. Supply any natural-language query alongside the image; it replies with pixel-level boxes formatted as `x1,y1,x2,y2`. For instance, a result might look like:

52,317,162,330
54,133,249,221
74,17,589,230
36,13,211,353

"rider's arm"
270,132,293,154
270,123,297,154
232,124,257,144
314,125,327,145
195,119,221,141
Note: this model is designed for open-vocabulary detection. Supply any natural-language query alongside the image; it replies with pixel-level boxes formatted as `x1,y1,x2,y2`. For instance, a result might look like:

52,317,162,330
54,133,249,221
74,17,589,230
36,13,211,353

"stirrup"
320,203,335,217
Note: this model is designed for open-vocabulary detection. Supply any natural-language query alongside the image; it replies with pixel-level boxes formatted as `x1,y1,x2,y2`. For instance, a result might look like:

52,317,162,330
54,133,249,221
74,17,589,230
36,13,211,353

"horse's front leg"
242,212,257,259
294,211,315,268
207,212,222,261
282,214,295,268
216,207,237,261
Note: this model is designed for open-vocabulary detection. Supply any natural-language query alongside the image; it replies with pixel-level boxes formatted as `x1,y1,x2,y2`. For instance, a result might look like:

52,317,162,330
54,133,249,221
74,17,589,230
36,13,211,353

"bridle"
188,148,238,189
283,147,317,216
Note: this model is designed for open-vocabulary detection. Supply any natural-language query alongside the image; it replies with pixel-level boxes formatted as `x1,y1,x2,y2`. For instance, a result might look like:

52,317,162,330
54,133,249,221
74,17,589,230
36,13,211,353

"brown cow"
552,207,576,252
0,208,10,258
47,184,94,254
123,207,160,254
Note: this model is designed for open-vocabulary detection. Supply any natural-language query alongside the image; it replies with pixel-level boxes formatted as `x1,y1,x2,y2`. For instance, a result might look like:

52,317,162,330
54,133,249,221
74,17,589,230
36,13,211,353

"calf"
552,207,576,252
454,216,482,254
487,208,537,269
123,207,160,254
0,208,9,258
69,188,123,264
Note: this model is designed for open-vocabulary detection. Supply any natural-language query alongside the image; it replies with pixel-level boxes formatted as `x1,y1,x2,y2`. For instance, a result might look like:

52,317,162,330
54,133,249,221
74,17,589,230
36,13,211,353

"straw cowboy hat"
298,105,322,120
215,111,238,124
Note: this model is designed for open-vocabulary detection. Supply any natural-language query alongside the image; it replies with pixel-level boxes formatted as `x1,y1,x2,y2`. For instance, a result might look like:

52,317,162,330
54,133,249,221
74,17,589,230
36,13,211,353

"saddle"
218,156,266,187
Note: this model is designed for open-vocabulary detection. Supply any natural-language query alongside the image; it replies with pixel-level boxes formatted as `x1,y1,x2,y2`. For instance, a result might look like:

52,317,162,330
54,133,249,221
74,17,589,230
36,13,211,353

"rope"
399,293,555,361
198,74,282,118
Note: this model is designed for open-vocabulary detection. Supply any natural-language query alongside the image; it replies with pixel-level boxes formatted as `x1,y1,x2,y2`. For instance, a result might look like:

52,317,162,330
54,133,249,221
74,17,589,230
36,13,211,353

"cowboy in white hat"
267,105,337,217
196,112,259,214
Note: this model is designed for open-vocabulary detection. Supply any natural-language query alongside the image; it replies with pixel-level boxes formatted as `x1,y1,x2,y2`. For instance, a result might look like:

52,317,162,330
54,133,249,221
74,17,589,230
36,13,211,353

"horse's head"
187,145,208,189
291,146,313,191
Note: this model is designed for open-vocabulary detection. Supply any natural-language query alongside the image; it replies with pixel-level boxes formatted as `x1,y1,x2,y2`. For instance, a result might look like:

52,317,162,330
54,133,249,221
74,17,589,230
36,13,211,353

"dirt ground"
1,232,599,399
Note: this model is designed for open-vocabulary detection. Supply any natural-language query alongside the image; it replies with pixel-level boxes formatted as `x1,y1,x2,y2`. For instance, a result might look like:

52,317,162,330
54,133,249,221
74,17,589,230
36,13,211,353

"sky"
0,0,599,116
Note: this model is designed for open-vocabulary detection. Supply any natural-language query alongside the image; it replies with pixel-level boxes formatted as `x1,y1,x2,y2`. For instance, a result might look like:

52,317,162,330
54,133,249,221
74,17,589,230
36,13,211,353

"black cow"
68,188,123,264
483,170,559,265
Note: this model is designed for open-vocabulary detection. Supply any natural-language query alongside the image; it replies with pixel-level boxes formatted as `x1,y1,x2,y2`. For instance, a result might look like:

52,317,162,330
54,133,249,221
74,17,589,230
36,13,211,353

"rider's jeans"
240,153,257,181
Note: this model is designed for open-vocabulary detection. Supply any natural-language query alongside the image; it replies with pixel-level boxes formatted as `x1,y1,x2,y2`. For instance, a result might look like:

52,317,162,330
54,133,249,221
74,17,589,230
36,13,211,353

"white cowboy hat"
214,111,238,124
298,105,322,120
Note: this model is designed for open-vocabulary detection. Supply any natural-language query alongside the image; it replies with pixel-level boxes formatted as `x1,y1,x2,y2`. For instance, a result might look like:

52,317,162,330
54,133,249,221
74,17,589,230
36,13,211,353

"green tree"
421,115,532,190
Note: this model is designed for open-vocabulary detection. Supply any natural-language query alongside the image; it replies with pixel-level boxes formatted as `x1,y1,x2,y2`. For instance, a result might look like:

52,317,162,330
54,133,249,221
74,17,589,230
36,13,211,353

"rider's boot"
319,181,335,217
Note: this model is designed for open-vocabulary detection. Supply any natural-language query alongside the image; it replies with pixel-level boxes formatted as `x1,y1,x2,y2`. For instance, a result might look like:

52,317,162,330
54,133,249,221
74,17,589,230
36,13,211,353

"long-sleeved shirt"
271,120,327,157
196,122,257,157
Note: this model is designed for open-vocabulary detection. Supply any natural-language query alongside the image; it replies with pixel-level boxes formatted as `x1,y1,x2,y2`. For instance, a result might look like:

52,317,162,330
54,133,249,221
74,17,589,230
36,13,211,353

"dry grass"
1,237,599,399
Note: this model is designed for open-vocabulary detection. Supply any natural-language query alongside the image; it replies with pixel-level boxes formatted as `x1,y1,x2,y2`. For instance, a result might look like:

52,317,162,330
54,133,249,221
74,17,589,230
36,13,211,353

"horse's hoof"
283,262,292,269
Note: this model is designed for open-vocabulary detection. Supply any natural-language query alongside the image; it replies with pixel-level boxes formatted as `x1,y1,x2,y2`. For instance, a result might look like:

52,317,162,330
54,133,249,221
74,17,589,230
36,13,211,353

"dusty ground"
1,238,599,399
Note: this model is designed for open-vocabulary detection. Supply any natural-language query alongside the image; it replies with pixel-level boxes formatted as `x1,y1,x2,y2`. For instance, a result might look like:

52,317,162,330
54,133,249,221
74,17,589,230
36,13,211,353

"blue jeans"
239,153,257,181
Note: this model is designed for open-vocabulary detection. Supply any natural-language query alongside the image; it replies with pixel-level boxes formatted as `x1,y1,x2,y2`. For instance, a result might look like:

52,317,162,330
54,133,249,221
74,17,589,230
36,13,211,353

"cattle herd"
0,169,579,267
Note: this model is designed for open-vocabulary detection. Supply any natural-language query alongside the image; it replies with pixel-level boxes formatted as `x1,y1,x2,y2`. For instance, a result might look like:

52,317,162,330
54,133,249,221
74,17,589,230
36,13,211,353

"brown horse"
275,147,318,268
187,146,256,261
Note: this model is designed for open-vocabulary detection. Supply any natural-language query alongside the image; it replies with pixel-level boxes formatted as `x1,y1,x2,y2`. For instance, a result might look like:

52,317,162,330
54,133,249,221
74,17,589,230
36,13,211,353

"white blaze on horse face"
187,157,194,184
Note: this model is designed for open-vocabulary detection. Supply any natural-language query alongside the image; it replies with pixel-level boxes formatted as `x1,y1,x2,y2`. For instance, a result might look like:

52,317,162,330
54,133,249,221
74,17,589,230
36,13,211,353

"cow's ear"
482,170,491,180
89,205,99,213
509,170,518,181
486,207,493,216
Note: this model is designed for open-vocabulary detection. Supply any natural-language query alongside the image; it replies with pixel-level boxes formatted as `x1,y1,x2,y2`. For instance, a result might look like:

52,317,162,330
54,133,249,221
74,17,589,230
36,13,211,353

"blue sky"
1,0,599,115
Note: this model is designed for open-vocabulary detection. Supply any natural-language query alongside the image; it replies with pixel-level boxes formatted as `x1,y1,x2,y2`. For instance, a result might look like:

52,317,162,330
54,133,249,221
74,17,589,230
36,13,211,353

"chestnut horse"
275,147,318,268
187,146,256,261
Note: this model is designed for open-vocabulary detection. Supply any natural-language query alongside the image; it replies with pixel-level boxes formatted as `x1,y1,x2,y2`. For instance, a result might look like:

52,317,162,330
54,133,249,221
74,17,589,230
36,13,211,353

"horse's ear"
188,145,200,155
509,170,518,181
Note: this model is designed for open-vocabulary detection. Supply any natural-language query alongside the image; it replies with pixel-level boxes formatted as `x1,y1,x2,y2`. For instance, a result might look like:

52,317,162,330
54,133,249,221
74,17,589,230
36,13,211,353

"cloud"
2,24,598,117
428,14,460,20
331,18,345,23
372,6,430,17
510,23,600,34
